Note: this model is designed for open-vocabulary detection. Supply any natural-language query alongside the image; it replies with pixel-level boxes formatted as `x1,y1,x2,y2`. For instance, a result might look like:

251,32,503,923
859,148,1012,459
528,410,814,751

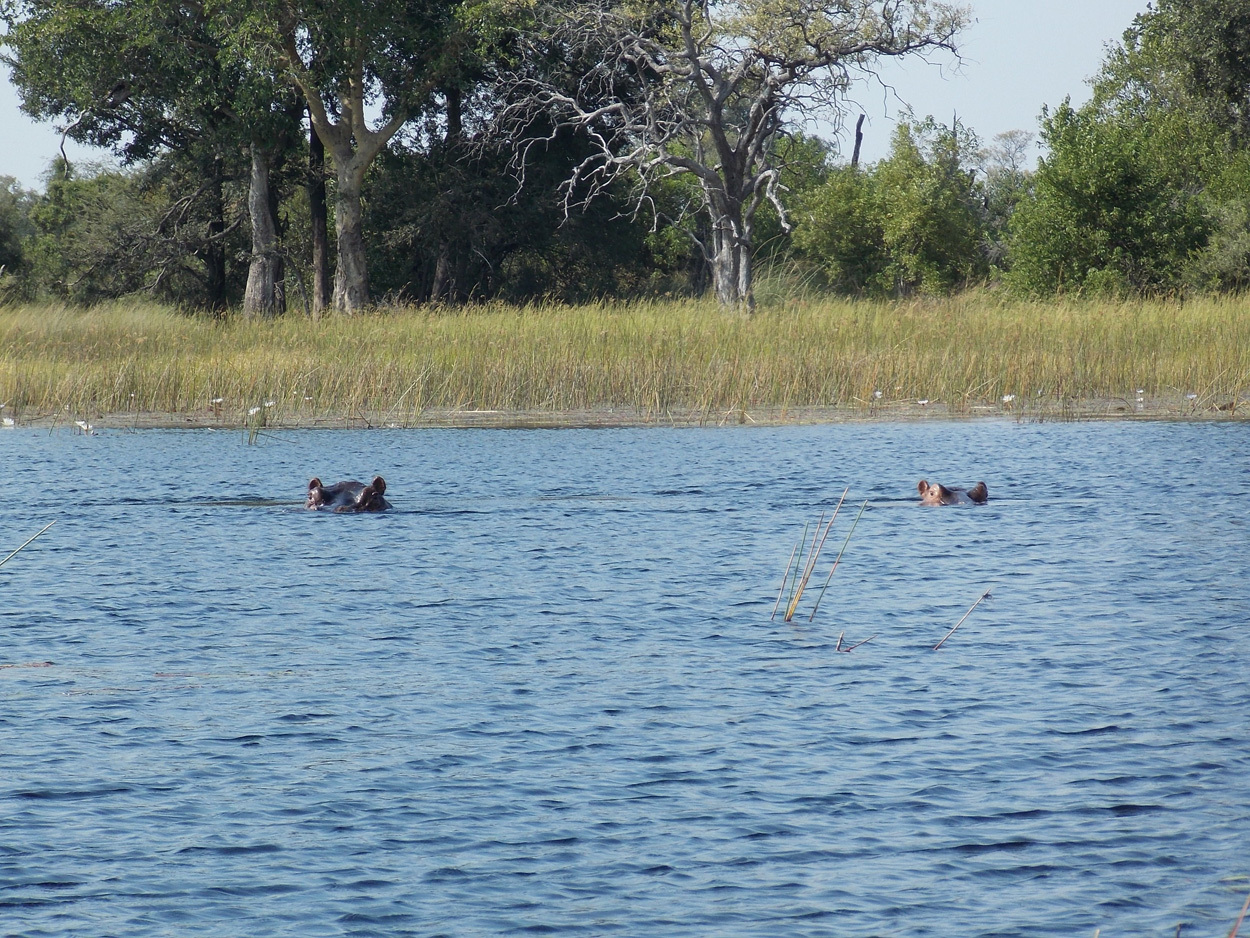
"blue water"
1,421,1248,937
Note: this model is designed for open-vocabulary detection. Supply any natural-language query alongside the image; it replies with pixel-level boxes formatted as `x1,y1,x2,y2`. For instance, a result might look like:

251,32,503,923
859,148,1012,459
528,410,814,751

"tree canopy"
9,0,1250,309
495,0,968,308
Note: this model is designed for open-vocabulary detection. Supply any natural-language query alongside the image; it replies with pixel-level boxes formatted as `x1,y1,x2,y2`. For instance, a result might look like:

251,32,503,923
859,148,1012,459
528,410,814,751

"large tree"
496,0,967,309
1124,0,1250,139
1,0,301,314
221,0,454,312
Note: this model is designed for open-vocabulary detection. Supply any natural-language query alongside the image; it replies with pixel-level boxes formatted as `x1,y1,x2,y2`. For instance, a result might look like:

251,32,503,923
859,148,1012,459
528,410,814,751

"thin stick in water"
785,521,810,615
771,537,802,620
1228,890,1250,938
0,521,56,569
808,499,868,622
841,634,877,652
933,589,993,651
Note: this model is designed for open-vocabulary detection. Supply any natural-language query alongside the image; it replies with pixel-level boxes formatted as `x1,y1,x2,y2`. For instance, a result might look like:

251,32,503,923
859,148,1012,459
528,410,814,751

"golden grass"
1,292,1248,425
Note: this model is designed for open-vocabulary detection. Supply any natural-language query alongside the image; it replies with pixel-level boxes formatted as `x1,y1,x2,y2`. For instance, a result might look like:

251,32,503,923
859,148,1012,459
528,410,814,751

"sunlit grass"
1,293,1248,424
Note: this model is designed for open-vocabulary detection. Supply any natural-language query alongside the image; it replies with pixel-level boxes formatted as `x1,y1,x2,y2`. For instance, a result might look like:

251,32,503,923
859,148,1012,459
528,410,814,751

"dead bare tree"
497,0,967,309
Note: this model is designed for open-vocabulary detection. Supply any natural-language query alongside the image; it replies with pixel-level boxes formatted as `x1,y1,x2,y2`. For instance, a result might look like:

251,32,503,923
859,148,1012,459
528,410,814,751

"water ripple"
1,421,1248,936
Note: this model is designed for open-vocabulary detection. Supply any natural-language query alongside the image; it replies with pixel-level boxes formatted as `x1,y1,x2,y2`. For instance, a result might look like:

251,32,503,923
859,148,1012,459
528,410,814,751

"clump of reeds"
1,293,1248,423
772,490,868,627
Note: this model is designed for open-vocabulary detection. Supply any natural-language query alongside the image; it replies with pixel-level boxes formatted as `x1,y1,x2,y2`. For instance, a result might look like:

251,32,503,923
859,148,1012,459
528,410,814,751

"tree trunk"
737,241,754,311
707,205,754,311
308,119,330,317
431,86,463,303
244,148,281,318
332,167,370,312
204,162,228,315
431,241,452,302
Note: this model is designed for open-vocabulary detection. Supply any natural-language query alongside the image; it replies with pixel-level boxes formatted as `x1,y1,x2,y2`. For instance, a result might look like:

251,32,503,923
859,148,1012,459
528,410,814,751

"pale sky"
1,0,1151,190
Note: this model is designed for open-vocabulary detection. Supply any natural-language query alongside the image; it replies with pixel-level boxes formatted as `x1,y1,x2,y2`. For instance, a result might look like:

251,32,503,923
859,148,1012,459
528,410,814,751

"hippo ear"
308,477,322,491
968,481,988,503
917,480,929,494
372,476,386,495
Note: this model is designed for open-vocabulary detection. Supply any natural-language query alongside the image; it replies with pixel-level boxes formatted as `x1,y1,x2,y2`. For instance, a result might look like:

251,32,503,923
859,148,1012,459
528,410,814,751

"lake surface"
1,420,1248,937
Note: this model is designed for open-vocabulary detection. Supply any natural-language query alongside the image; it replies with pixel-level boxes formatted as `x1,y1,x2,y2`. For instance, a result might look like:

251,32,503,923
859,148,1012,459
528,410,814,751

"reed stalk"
807,498,868,622
0,521,56,569
933,589,993,651
1229,890,1250,938
771,537,802,620
841,634,877,652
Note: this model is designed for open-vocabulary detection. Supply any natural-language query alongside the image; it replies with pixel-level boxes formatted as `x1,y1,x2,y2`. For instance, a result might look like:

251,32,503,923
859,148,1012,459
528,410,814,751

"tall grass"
1,293,1247,424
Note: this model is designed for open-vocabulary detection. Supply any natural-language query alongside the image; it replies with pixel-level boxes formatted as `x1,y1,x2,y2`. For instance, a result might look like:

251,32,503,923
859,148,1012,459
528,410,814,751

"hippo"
917,479,988,506
306,476,392,512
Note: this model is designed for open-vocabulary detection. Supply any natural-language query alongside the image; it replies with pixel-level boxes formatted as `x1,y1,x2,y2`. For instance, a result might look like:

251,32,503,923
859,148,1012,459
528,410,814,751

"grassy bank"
1,294,1248,427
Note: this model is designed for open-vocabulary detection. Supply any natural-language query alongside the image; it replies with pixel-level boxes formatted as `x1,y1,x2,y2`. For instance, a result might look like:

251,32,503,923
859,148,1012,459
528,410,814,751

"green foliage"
792,167,888,293
1131,0,1250,140
1008,100,1210,295
24,160,247,306
0,176,36,279
364,135,691,304
794,118,986,296
1185,149,1250,290
1006,96,1209,296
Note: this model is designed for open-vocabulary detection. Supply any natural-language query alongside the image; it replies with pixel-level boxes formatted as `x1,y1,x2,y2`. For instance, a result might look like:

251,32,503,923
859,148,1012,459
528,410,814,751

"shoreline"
5,397,1246,431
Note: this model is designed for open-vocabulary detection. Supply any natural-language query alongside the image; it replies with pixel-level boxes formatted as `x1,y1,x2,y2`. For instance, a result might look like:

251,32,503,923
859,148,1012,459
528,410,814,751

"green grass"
1,293,1248,424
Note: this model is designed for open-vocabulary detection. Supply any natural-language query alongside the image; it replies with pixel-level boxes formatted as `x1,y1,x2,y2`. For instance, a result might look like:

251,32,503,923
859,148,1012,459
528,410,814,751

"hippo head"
333,476,391,513
305,477,327,509
918,480,988,506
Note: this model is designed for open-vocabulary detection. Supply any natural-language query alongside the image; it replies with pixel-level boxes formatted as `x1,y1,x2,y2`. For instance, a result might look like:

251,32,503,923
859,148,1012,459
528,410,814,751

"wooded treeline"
2,0,1250,313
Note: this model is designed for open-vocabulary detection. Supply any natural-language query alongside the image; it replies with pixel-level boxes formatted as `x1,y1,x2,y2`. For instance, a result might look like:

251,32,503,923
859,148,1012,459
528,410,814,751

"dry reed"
1,293,1247,424
933,589,993,651
0,521,56,569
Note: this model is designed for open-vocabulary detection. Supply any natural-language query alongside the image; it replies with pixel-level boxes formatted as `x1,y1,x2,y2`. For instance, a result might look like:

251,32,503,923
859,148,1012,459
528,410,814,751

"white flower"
248,406,261,416
917,399,930,406
873,390,883,399
1002,394,1016,404
210,397,224,405
264,400,276,408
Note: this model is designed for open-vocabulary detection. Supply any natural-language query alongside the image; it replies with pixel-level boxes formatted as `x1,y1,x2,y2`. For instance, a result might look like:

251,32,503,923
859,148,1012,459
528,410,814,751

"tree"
1095,0,1250,290
220,0,454,312
794,117,985,296
977,129,1034,270
1006,100,1208,295
1,0,301,313
0,176,36,279
496,0,967,310
1127,0,1250,140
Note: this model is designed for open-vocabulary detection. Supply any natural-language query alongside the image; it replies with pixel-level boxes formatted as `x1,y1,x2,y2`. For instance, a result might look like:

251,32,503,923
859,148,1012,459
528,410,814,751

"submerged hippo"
306,476,392,512
917,479,988,506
